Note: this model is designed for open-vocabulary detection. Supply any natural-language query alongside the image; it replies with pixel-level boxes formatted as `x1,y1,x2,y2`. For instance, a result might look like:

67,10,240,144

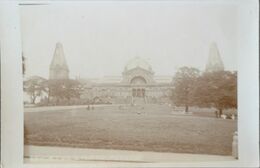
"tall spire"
205,42,224,72
49,42,69,79
50,42,69,70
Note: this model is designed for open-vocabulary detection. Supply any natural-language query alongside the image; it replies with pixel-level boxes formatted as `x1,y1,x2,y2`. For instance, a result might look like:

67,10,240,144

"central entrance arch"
130,76,146,98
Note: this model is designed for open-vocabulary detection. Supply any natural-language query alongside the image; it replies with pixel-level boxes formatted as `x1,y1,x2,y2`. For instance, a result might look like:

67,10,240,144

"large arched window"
130,76,147,85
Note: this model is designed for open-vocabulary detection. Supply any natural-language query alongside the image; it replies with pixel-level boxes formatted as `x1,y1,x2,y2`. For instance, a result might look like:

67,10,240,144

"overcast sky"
20,2,238,79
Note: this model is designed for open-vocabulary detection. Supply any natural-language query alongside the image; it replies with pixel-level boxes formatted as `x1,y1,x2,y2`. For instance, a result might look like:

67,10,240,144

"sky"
20,1,238,79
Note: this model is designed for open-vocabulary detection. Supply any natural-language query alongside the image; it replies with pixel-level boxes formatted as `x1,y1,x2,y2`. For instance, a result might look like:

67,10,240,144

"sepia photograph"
20,1,239,164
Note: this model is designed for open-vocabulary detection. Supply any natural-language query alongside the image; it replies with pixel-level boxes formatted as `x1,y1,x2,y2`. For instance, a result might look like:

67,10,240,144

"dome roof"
125,57,153,72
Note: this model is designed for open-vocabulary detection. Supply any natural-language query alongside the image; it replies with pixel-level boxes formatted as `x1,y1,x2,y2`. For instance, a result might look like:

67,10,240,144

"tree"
24,76,47,104
192,71,237,117
172,67,200,112
48,79,84,104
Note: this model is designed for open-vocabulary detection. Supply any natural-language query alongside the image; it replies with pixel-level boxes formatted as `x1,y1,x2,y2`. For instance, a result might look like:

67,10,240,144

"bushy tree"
24,76,47,104
172,67,200,112
192,71,237,117
48,79,84,104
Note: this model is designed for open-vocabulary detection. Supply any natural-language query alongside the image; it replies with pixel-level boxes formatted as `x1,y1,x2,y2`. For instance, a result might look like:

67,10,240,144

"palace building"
49,42,224,104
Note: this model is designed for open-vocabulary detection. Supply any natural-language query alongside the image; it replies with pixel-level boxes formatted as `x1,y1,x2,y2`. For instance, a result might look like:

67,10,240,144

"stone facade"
79,57,173,104
49,42,225,104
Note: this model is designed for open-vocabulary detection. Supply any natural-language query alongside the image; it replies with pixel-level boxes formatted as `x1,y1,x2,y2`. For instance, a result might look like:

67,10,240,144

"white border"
0,1,24,168
1,0,259,167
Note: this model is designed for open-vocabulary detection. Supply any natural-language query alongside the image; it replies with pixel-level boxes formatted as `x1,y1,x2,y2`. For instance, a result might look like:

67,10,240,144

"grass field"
24,104,237,155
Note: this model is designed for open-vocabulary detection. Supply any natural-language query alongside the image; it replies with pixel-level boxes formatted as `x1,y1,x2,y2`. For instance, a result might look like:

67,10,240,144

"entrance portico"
132,88,145,97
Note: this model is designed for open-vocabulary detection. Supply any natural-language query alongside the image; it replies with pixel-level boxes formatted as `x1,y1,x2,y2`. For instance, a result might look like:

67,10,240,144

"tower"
205,42,224,72
49,42,69,79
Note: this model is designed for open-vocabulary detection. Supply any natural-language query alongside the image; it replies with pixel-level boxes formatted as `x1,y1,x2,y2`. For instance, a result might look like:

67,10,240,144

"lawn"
24,104,237,155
